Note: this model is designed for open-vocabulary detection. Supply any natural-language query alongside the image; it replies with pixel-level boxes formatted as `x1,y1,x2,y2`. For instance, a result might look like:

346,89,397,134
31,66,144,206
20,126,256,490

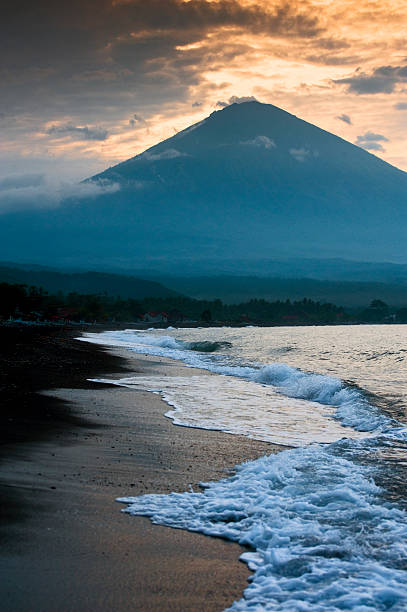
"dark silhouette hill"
0,266,179,299
1,101,407,269
155,275,407,308
2,263,407,307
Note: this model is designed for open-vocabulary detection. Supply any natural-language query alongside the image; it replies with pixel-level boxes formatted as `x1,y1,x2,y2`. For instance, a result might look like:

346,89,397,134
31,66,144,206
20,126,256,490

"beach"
0,327,281,611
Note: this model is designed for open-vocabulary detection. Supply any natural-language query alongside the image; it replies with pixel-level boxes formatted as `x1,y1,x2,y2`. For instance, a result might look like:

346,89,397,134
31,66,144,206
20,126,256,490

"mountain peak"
96,98,392,182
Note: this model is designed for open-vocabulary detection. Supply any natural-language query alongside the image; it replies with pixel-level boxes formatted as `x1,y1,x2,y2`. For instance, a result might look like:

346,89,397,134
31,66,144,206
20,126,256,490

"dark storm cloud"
106,0,321,39
337,114,352,125
46,123,109,140
356,132,389,152
1,0,322,65
335,65,407,94
0,0,322,119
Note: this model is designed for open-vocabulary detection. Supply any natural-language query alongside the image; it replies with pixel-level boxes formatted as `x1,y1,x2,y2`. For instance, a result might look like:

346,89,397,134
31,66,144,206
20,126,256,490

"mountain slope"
155,275,407,308
0,266,179,299
1,101,407,268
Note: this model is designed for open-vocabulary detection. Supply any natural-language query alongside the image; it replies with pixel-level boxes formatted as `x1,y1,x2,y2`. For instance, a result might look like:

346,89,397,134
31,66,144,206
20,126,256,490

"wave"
118,440,407,611
83,329,407,610
186,340,233,352
202,363,393,434
81,331,395,434
93,332,232,353
252,363,392,433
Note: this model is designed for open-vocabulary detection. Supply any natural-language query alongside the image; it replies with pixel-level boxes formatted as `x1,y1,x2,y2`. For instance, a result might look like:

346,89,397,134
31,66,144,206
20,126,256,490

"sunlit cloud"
2,0,407,182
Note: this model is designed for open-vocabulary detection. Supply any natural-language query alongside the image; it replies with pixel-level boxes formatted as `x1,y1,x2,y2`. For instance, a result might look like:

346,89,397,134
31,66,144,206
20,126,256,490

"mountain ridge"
2,262,407,307
0,266,179,300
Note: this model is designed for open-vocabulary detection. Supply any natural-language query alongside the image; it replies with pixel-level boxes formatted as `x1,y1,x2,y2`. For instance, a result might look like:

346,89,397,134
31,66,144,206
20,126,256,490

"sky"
2,0,407,193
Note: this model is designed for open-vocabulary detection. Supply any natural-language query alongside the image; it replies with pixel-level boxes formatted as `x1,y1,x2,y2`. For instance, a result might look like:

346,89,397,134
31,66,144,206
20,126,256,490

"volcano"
2,101,407,270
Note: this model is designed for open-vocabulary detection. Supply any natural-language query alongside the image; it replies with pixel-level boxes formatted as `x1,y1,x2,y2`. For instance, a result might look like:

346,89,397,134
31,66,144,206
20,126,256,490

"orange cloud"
3,0,407,178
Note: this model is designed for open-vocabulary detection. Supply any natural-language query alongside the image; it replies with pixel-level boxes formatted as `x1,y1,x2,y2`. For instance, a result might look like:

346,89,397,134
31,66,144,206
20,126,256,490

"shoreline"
0,327,283,611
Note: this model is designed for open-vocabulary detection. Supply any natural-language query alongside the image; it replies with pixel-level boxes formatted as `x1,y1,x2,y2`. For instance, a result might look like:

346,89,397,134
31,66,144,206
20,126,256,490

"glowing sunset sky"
3,0,407,183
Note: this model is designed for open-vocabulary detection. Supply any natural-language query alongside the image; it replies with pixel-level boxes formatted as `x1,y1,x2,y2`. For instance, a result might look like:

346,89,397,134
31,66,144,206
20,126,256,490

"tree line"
1,282,406,325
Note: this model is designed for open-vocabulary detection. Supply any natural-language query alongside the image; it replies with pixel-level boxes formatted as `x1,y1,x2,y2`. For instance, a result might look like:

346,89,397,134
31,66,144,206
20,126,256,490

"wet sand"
0,329,282,611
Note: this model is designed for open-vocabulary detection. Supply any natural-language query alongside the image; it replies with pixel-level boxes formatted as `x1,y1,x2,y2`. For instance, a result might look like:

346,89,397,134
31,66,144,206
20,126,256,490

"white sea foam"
93,374,370,447
252,363,389,433
82,331,394,433
119,441,407,611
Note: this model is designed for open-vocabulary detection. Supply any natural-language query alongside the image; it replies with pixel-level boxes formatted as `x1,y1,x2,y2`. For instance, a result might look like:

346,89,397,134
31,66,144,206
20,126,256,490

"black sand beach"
0,327,281,611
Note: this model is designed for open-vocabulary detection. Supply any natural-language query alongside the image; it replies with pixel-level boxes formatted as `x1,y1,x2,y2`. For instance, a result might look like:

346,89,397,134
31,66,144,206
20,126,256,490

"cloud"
141,148,187,161
241,135,276,149
0,173,119,214
336,113,352,125
358,141,386,152
395,102,407,110
306,53,359,66
335,64,407,94
355,132,389,152
129,113,147,127
46,123,109,141
0,173,45,190
229,95,258,105
216,95,258,108
108,1,321,40
290,148,311,162
4,0,407,178
1,1,322,120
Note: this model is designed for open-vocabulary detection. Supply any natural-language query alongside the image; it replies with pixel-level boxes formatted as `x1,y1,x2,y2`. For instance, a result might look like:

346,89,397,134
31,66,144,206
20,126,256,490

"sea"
83,324,407,611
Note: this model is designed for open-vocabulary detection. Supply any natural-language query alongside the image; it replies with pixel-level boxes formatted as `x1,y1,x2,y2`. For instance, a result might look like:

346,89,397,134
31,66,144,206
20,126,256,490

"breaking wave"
89,331,232,353
187,340,233,352
253,363,392,433
81,330,395,434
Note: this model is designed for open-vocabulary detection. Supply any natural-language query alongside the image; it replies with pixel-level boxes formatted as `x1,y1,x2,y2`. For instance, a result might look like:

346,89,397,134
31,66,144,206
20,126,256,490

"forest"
1,282,405,326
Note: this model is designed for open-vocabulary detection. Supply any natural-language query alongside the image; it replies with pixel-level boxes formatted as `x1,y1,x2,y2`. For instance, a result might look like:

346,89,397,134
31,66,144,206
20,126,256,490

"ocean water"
83,325,407,611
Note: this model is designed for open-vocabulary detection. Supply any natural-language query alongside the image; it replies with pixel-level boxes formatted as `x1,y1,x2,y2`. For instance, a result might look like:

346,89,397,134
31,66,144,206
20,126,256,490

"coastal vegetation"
1,281,405,326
